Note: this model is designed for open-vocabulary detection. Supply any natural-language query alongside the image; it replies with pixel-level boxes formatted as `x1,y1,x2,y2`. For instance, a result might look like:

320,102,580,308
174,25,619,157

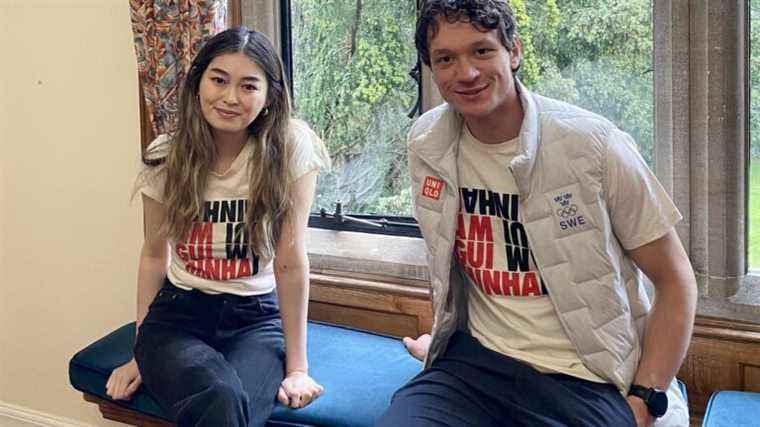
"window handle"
407,61,422,119
320,201,384,229
310,202,420,236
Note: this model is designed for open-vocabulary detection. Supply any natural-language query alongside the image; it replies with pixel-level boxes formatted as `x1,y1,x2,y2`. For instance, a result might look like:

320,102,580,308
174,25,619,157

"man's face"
428,18,521,122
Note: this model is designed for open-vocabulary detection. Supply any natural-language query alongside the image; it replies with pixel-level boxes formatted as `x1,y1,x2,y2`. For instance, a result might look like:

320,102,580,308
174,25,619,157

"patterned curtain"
130,0,229,138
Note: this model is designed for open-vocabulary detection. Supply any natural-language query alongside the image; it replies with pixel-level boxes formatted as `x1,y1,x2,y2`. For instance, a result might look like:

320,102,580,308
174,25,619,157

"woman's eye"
476,48,492,56
211,77,226,85
435,56,452,64
242,84,257,92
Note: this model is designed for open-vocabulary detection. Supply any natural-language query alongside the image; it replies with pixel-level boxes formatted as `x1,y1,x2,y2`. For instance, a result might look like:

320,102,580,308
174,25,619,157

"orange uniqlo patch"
422,176,444,200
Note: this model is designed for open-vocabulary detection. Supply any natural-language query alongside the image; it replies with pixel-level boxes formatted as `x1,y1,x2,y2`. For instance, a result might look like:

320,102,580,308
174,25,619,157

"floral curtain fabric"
130,0,228,137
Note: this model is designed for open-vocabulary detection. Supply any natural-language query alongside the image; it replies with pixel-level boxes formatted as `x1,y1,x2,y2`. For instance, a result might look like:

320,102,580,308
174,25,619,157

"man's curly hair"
415,0,518,67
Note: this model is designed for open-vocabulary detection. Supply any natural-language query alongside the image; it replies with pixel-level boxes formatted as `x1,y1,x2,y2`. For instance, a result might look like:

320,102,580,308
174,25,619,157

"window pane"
750,0,760,269
291,0,418,216
290,1,654,218
519,0,654,165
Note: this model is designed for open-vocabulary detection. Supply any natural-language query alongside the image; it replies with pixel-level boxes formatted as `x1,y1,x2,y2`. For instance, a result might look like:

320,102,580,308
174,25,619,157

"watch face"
650,391,668,417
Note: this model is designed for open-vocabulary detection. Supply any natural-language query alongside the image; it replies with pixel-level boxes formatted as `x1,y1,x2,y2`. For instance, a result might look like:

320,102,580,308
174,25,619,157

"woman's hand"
106,358,142,400
277,371,324,409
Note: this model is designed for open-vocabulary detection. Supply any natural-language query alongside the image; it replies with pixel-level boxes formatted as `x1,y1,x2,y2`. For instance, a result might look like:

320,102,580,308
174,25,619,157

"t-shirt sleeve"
136,165,166,203
605,128,682,250
134,134,171,203
287,119,331,182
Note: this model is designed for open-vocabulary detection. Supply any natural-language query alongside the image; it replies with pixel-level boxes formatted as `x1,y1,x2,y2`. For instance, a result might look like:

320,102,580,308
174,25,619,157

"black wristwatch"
628,384,668,418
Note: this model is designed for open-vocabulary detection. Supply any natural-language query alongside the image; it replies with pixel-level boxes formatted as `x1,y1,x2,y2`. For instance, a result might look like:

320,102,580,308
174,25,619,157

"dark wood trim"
83,394,172,427
138,79,155,155
692,316,760,339
310,270,429,297
228,0,242,28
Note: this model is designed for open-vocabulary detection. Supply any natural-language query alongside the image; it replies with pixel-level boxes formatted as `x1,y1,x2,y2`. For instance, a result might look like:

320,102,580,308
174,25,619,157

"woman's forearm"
275,263,310,374
135,245,168,333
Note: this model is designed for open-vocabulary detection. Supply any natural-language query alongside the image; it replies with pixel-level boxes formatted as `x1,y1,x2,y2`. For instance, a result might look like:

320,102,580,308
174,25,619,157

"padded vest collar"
408,79,541,198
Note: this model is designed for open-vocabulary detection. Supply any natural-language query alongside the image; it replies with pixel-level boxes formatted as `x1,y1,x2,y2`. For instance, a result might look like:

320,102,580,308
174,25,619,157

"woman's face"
198,52,269,141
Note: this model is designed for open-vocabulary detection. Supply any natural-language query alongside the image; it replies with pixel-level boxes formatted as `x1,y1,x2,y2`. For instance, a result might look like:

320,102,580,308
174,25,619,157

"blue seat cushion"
69,322,422,427
702,390,760,427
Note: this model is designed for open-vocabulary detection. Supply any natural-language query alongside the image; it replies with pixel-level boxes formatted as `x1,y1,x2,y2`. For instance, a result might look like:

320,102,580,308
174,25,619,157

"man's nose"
456,58,480,82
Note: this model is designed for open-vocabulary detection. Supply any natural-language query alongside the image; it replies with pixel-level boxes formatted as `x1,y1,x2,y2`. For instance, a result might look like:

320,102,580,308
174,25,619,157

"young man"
378,1,695,426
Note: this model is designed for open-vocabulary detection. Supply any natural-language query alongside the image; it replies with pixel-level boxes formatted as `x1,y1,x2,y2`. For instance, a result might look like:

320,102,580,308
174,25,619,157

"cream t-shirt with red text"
139,120,328,296
456,125,606,382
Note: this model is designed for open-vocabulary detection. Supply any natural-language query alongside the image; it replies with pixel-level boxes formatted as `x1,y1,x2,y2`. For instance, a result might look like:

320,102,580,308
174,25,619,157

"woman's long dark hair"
164,26,292,259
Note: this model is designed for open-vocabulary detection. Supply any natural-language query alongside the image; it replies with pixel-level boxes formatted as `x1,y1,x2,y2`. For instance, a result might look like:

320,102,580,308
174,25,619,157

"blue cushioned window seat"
69,321,423,427
70,321,697,426
702,390,760,427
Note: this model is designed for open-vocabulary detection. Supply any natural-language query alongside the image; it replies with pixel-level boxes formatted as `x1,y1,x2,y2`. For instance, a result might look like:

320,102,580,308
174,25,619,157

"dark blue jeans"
377,331,636,427
135,279,285,427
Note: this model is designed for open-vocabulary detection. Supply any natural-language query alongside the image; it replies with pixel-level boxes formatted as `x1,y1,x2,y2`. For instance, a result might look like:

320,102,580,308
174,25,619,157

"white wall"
1,1,143,424
1,0,8,408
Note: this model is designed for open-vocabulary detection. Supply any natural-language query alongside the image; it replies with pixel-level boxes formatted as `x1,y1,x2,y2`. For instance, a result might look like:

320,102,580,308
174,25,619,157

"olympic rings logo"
556,205,578,219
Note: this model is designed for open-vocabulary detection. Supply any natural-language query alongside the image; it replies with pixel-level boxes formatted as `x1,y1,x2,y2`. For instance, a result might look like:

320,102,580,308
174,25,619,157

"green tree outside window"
292,0,654,216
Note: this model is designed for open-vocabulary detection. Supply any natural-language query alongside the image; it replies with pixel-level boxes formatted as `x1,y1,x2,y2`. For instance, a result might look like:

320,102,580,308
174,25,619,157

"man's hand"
626,395,655,427
106,358,142,400
277,371,324,409
403,333,431,361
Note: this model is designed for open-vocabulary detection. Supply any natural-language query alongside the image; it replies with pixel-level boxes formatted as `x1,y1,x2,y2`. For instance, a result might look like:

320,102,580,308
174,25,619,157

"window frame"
746,0,760,296
237,0,760,319
746,0,758,276
283,0,424,237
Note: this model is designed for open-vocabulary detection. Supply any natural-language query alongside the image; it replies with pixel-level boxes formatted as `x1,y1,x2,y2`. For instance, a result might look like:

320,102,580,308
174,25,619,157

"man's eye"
435,56,452,64
476,48,493,56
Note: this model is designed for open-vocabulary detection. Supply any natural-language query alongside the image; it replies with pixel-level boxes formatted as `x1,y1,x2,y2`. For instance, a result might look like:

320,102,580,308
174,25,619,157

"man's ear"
510,35,522,72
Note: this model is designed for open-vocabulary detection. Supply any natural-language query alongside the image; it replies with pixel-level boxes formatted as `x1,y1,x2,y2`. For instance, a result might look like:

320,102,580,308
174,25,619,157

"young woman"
105,27,327,426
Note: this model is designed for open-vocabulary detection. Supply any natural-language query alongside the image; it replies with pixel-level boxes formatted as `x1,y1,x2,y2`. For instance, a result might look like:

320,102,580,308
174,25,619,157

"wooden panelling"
677,316,760,420
310,271,429,298
228,0,242,27
138,79,155,154
744,365,760,392
84,394,171,427
309,302,419,338
309,272,432,338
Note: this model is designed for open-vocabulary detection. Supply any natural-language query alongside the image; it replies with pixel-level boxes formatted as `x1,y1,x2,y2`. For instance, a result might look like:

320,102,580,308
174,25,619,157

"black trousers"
377,331,636,427
135,279,285,427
